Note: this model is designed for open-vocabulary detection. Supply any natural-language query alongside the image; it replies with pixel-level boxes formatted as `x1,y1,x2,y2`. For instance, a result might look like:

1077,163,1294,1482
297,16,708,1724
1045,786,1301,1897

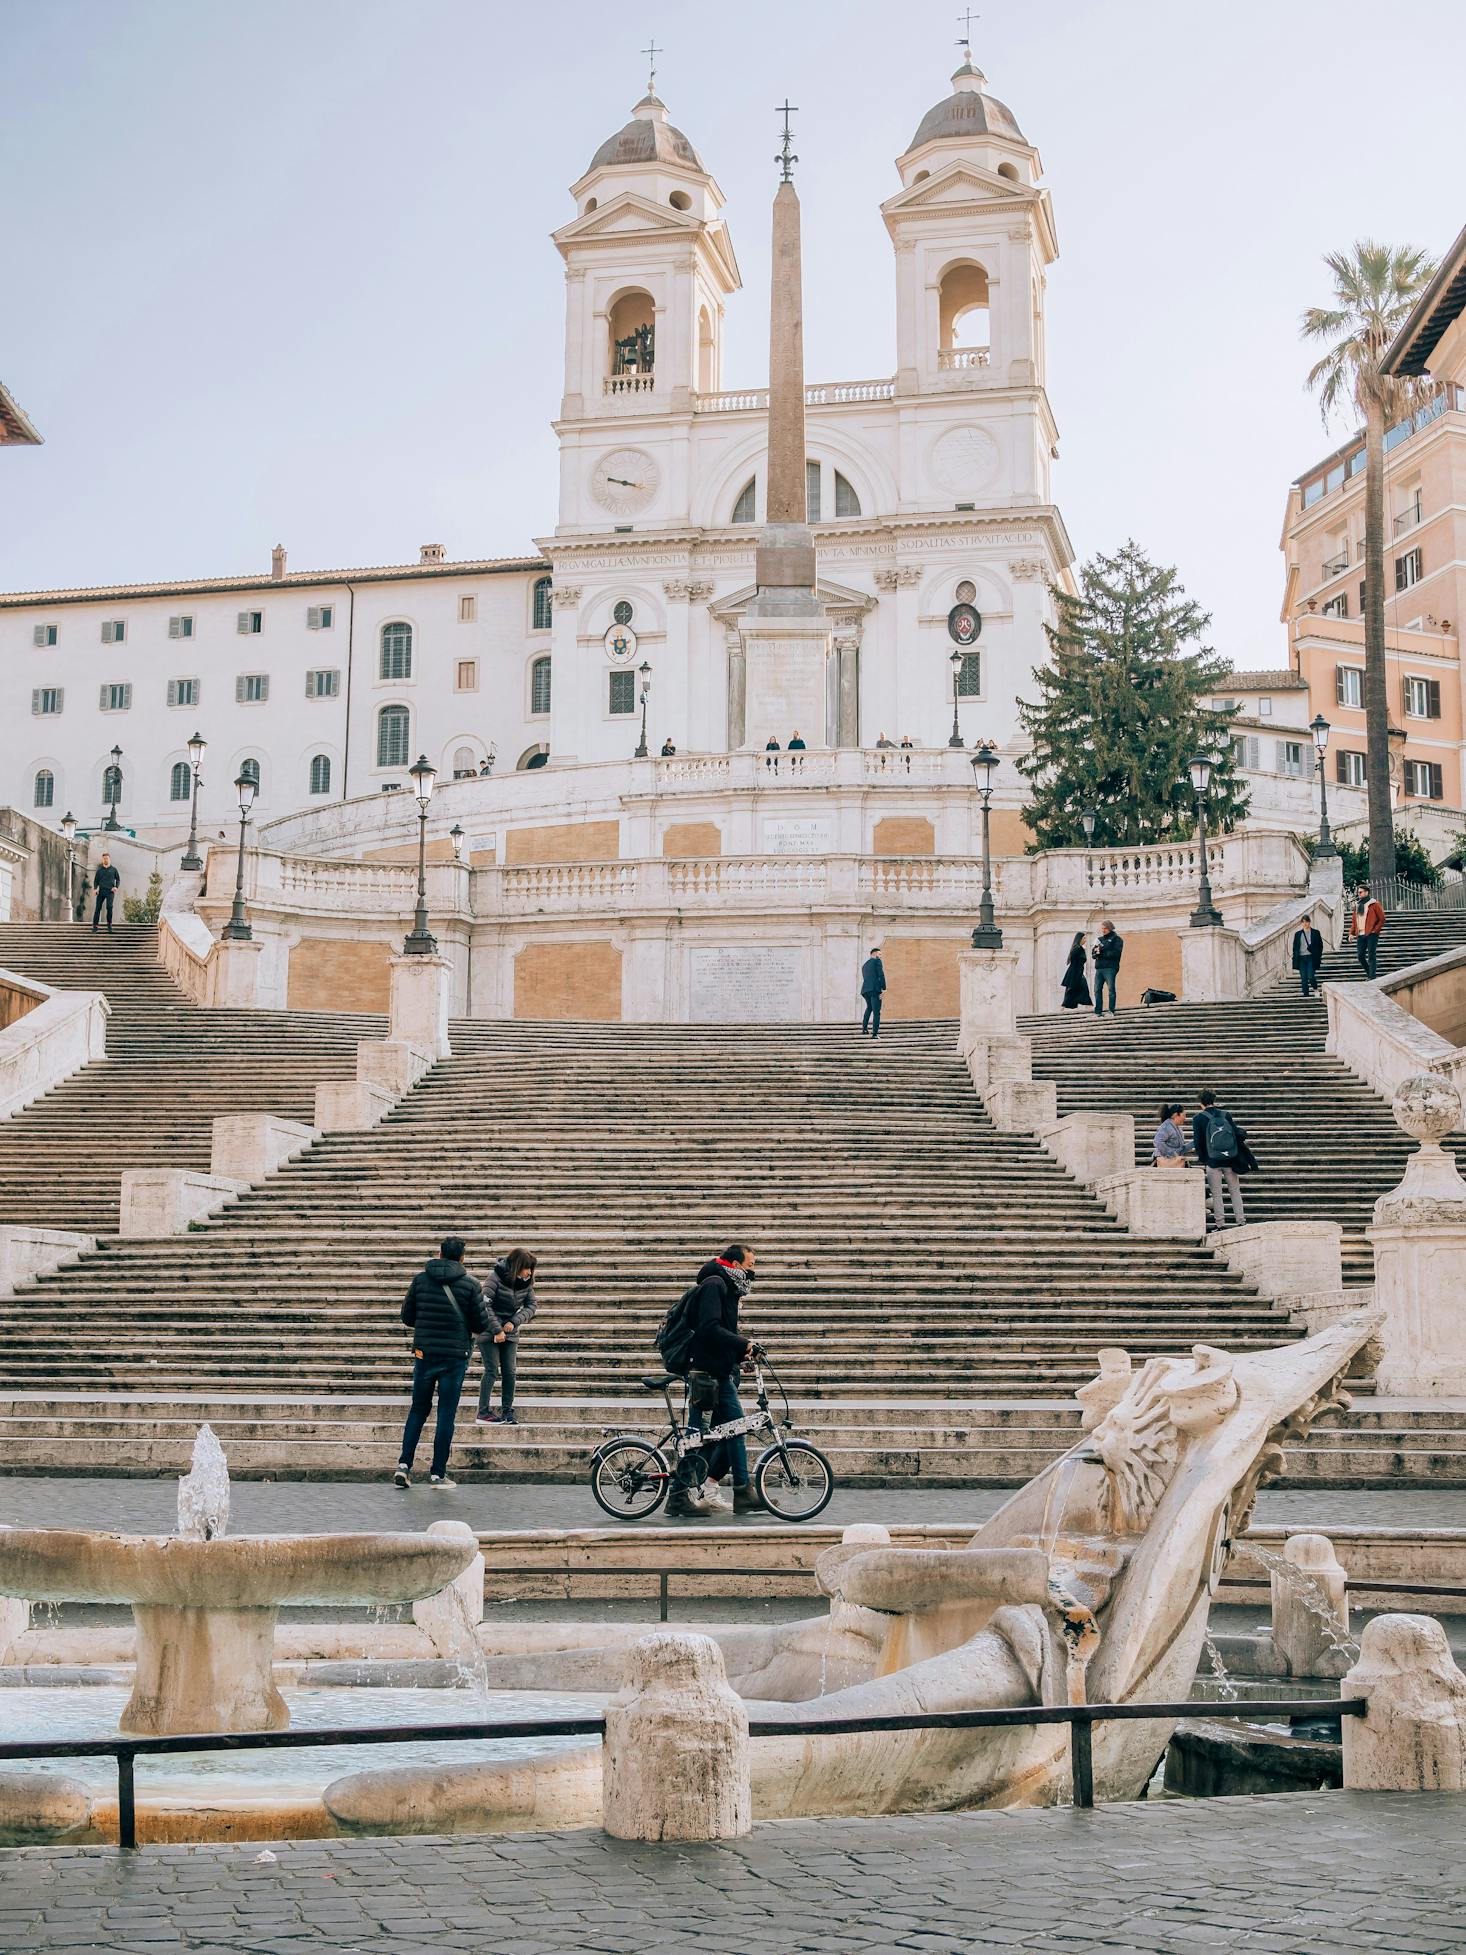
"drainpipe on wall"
341,584,357,800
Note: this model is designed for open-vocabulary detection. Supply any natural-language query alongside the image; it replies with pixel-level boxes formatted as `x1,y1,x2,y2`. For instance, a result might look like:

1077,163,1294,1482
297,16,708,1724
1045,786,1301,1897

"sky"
2,0,1463,660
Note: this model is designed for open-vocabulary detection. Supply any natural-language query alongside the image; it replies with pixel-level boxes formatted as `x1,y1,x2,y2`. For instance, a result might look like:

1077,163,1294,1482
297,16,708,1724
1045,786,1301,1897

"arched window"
834,471,861,518
376,705,410,769
608,290,654,377
997,161,1019,182
240,757,262,788
452,745,476,779
731,477,756,524
531,655,552,716
532,576,553,631
102,763,122,806
519,745,550,771
379,621,413,680
168,761,191,802
33,769,53,810
938,263,990,366
309,754,331,796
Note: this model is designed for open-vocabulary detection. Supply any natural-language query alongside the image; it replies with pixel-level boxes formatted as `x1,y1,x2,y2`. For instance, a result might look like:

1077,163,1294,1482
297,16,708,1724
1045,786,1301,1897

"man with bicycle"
668,1244,761,1519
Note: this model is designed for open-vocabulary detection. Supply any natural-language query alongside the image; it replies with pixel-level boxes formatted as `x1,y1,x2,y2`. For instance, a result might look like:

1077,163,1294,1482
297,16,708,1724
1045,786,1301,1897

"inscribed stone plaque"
742,633,829,749
762,816,834,855
689,946,805,1022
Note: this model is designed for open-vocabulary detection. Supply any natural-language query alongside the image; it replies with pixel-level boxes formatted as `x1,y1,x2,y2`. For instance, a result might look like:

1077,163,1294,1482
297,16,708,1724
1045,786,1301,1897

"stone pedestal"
958,948,1021,1053
602,1631,751,1842
1368,1075,1466,1396
1093,1167,1206,1239
1343,1614,1466,1790
0,1227,94,1299
124,1603,287,1735
388,956,452,1062
1271,1533,1350,1678
985,1079,1058,1133
315,1080,395,1134
738,609,833,752
357,1038,433,1096
1034,1113,1134,1190
119,1169,244,1238
210,937,263,1009
210,1114,316,1182
1208,1221,1343,1303
1180,926,1245,1004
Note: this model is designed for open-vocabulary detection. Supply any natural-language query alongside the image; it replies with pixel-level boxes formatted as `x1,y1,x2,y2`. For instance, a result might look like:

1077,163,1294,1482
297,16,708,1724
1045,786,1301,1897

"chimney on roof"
271,544,287,581
420,543,446,565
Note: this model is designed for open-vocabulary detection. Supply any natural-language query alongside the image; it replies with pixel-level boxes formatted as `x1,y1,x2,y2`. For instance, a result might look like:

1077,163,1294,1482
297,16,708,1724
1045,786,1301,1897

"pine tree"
1016,542,1248,850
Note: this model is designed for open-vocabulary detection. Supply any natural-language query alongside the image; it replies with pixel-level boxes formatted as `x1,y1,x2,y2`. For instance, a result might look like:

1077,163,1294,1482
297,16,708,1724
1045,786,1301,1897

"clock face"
590,448,659,516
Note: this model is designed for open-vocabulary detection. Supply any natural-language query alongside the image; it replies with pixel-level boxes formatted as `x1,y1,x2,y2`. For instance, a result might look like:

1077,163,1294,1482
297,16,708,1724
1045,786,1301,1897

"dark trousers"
690,1374,750,1487
91,889,114,930
476,1333,517,1414
399,1356,468,1477
1094,969,1117,1014
1297,956,1317,996
861,993,882,1036
1357,933,1379,980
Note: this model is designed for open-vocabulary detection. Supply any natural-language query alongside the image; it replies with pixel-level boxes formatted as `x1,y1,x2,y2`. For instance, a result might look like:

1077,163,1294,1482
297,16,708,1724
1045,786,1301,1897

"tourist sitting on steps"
1152,1102,1190,1168
395,1235,491,1490
474,1247,538,1428
668,1245,761,1519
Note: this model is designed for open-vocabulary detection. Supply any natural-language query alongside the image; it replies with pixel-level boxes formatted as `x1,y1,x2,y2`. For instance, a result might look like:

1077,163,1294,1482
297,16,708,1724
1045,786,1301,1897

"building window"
376,703,410,768
452,745,476,780
1278,740,1305,777
608,669,637,714
102,762,122,805
307,605,334,631
169,760,191,802
1395,548,1423,591
100,619,126,643
1406,759,1444,800
33,768,54,809
1232,733,1261,770
1335,665,1364,708
956,651,981,698
612,599,634,626
33,624,57,647
955,580,977,604
168,615,194,639
530,655,552,716
309,753,332,796
236,610,264,634
1336,750,1367,787
239,756,261,790
834,470,861,518
806,460,821,524
167,677,198,708
1405,675,1442,719
305,668,339,699
731,477,756,524
1321,594,1348,619
31,687,63,716
458,594,477,624
455,659,478,691
99,682,133,712
380,621,413,680
1258,698,1273,717
236,673,269,703
532,577,553,631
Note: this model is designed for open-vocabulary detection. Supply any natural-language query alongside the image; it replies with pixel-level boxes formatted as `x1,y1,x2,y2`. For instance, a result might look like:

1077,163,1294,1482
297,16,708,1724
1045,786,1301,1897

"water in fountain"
176,1425,230,1541
1245,1544,1360,1665
1201,1630,1239,1701
437,1579,492,1695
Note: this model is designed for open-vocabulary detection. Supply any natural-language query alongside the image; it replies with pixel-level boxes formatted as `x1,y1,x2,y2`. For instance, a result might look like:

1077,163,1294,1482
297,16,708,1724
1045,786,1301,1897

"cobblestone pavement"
3,1792,1465,1953
1,1476,1461,1536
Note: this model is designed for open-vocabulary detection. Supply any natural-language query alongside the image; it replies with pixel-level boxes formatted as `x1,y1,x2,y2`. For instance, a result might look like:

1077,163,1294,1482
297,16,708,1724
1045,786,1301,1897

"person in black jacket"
394,1236,490,1488
1192,1090,1247,1231
860,949,887,1040
1092,921,1123,1016
474,1248,538,1427
670,1246,759,1519
1292,921,1324,997
91,855,121,933
1060,932,1091,1010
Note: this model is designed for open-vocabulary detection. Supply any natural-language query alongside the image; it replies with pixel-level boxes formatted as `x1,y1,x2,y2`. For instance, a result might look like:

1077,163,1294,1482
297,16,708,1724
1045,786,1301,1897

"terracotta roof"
0,554,549,609
1219,669,1309,691
1382,220,1466,378
0,382,42,446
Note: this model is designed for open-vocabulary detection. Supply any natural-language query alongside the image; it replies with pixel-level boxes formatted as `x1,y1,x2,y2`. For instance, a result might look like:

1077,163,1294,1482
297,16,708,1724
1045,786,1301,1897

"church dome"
906,59,1024,150
587,93,704,174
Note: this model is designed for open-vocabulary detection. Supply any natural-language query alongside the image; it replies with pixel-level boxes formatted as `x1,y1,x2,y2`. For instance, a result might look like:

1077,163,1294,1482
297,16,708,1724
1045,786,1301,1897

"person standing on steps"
1092,920,1124,1016
860,947,887,1040
1292,918,1325,997
1193,1089,1248,1232
1350,885,1386,980
91,855,120,934
1060,932,1091,1010
394,1235,490,1490
474,1248,537,1428
667,1245,760,1520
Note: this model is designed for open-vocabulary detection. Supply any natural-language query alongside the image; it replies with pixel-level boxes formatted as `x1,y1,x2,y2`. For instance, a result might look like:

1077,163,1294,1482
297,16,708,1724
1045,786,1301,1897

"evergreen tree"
1016,542,1248,850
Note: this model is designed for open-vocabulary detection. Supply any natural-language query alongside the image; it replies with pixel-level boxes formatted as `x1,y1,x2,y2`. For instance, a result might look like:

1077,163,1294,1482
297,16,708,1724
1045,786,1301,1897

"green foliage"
1301,240,1438,427
1015,542,1249,850
123,870,164,925
1304,832,1441,887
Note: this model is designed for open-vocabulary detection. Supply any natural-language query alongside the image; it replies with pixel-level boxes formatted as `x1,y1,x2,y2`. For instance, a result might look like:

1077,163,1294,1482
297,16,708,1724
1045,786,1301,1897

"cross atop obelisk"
752,100,817,612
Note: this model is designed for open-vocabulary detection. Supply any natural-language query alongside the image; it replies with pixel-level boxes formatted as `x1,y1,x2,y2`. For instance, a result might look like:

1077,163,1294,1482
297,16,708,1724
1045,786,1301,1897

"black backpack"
654,1286,699,1375
1204,1109,1240,1164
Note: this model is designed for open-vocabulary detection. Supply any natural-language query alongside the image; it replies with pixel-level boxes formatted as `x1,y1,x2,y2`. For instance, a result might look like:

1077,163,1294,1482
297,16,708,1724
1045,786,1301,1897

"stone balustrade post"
602,1631,751,1842
389,954,453,1061
1368,1076,1466,1396
209,938,263,1008
1271,1533,1350,1678
1343,1614,1466,1790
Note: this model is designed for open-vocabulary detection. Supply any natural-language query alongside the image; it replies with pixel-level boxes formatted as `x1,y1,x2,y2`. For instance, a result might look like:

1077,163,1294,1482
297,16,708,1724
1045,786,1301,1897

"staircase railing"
1367,873,1466,914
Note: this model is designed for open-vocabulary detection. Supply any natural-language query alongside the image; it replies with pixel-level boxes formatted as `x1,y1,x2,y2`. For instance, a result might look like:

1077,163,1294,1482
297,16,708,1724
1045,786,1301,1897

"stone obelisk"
734,106,833,749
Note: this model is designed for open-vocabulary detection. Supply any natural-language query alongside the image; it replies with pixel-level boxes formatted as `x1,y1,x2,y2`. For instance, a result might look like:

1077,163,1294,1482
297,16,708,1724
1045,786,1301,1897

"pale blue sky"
3,0,1463,657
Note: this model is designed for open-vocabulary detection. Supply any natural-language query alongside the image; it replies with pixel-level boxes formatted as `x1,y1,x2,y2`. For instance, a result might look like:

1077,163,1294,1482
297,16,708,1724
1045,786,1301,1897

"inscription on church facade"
762,816,835,854
689,946,805,1022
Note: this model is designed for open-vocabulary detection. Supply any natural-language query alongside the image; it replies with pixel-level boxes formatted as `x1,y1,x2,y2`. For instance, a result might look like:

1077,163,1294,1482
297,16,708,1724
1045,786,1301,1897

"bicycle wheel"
590,1438,670,1521
754,1438,835,1523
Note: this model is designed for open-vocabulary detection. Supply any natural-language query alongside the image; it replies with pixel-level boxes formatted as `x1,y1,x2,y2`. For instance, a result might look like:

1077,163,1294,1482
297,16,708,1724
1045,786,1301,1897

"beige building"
0,381,41,447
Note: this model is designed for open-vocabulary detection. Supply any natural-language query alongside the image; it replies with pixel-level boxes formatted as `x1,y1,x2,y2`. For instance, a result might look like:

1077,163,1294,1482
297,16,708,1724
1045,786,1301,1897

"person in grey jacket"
474,1248,538,1427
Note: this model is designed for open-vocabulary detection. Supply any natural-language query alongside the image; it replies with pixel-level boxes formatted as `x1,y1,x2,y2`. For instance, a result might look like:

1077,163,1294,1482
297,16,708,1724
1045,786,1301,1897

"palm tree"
1302,242,1436,881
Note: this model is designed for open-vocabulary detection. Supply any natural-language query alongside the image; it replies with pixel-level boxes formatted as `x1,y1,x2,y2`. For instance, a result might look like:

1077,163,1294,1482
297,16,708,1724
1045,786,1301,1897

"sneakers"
733,1484,762,1514
665,1488,710,1519
429,1474,457,1490
393,1464,410,1488
697,1482,732,1513
475,1411,501,1425
501,1411,518,1426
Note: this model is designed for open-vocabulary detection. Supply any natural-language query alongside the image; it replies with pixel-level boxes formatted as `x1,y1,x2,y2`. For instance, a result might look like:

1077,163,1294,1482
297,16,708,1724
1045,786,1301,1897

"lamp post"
102,745,123,832
948,650,965,749
180,730,207,871
1187,751,1223,928
221,770,257,942
449,822,465,865
1309,714,1336,859
1081,805,1098,850
634,661,653,759
402,754,439,955
60,810,77,920
969,741,1003,948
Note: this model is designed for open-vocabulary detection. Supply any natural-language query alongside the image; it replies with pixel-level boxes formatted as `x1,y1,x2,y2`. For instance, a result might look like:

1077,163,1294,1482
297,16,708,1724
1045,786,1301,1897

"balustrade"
603,374,655,397
937,348,991,370
693,377,895,413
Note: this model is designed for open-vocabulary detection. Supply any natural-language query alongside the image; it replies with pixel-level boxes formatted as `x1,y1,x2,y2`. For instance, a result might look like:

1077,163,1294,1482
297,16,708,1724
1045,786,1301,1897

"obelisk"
734,104,833,749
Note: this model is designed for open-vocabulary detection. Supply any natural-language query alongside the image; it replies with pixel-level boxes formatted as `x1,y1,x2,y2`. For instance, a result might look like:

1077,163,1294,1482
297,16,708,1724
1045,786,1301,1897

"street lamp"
634,661,653,759
1081,805,1098,849
102,745,124,831
948,649,965,749
1187,751,1223,928
449,822,465,864
221,770,258,942
969,741,1003,948
402,754,439,955
1309,714,1336,859
60,810,77,920
180,730,207,871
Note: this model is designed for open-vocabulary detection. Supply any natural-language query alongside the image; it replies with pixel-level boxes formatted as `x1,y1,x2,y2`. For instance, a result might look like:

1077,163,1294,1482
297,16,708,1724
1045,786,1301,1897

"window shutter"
99,683,110,709
168,617,180,639
259,675,269,702
101,621,112,644
167,679,178,707
1432,764,1444,800
1335,751,1348,785
31,688,40,714
1429,679,1442,719
32,625,47,647
307,606,320,629
123,684,132,709
236,675,247,702
1335,668,1345,704
237,612,251,634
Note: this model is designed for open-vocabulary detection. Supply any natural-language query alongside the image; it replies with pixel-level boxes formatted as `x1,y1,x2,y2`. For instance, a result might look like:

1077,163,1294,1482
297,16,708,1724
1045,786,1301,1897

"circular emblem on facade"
589,447,660,516
604,623,639,662
948,602,982,646
930,425,1000,498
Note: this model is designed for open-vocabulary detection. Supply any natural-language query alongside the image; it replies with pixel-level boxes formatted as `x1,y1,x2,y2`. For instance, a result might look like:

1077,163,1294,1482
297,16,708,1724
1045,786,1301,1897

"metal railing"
1367,873,1466,913
1322,551,1350,577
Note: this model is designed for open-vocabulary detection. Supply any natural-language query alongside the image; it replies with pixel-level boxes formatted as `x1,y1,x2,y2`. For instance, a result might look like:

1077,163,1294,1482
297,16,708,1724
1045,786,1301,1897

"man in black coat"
1092,921,1123,1016
670,1246,759,1519
91,855,121,933
395,1235,490,1488
860,948,887,1040
1291,920,1325,997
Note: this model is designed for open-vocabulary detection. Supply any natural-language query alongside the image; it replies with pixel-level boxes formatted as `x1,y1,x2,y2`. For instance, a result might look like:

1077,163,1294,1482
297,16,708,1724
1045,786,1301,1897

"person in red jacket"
1349,885,1386,981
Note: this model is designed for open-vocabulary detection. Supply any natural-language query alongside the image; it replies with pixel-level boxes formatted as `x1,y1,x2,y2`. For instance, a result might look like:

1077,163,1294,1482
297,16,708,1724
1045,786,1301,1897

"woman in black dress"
1061,932,1091,1010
